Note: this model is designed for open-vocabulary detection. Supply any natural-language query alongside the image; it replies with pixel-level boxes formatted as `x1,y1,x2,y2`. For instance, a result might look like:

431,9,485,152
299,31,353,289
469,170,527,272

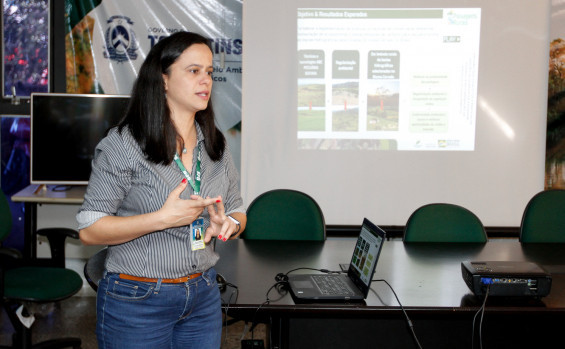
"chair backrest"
0,189,13,242
242,189,326,240
520,189,565,243
404,203,487,243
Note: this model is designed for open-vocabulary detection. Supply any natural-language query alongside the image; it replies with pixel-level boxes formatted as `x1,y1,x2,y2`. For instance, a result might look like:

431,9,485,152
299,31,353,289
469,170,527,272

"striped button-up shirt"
76,124,244,278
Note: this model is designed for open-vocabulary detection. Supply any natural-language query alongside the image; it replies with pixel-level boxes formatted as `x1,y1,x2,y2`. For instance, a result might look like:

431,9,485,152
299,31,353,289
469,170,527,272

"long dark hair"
118,31,225,164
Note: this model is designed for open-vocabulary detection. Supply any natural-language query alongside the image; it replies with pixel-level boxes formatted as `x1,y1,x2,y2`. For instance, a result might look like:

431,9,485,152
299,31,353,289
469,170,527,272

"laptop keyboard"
312,275,356,296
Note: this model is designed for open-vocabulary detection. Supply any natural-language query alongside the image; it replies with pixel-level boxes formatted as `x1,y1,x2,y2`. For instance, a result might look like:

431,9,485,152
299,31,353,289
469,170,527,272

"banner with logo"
64,0,242,135
547,1,565,189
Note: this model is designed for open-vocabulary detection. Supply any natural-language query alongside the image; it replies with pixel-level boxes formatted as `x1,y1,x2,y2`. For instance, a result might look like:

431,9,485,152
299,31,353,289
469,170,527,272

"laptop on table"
288,218,386,302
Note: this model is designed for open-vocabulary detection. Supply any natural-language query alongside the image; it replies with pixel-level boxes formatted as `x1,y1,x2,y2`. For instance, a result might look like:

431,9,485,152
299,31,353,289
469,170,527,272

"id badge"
190,218,205,251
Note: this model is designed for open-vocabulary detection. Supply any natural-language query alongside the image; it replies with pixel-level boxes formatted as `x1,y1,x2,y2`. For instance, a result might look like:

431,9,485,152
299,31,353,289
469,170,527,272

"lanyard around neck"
173,143,202,195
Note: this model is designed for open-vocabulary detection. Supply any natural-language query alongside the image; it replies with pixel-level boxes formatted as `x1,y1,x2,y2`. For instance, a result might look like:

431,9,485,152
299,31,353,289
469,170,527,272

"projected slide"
297,8,481,151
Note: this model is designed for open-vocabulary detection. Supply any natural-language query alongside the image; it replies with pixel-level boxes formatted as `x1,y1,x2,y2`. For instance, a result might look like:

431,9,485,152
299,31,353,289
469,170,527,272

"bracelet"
227,215,241,233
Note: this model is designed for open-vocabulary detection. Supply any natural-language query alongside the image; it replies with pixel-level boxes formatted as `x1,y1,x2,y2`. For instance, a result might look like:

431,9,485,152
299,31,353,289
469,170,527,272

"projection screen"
241,0,550,226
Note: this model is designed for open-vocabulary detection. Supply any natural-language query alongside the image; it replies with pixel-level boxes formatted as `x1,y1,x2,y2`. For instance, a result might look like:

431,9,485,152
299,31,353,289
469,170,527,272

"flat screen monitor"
31,93,130,185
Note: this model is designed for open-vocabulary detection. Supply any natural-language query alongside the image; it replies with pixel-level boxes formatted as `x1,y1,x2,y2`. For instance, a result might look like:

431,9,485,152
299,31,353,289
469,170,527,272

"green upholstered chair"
0,189,83,349
242,189,326,240
403,203,488,243
520,189,565,243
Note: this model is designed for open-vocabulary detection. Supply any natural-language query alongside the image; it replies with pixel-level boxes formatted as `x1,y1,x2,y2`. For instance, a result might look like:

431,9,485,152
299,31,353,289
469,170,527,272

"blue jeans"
96,268,222,349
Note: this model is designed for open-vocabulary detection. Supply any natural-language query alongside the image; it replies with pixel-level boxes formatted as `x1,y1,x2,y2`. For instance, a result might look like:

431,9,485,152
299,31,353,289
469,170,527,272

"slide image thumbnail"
367,80,400,131
298,82,325,131
332,81,359,131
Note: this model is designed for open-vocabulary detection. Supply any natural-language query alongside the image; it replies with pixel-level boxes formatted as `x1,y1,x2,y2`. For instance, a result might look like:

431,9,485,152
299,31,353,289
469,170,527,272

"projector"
461,261,552,297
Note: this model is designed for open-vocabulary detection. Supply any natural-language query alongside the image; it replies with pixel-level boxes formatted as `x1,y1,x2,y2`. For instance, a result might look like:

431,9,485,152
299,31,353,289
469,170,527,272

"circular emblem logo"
104,16,138,63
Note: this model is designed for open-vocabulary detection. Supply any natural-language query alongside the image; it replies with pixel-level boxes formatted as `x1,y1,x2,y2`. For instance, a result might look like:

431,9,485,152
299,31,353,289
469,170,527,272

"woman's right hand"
158,179,219,229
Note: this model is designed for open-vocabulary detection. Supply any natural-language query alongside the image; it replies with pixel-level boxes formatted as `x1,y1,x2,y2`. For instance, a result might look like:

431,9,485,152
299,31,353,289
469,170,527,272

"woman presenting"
77,31,246,348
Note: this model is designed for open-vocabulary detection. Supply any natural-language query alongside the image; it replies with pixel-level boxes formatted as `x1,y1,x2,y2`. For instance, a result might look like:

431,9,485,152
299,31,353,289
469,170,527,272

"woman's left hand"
200,195,238,243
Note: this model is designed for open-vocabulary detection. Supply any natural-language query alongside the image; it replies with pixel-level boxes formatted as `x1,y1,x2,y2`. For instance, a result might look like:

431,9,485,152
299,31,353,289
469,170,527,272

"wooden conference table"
213,239,565,349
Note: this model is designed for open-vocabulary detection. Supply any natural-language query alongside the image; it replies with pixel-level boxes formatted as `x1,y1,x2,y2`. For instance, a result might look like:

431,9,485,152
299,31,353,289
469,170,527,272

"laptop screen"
348,218,386,297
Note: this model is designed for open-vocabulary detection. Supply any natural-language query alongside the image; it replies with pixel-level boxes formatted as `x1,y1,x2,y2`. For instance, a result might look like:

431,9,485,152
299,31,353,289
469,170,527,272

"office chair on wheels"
0,189,83,349
404,203,488,243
